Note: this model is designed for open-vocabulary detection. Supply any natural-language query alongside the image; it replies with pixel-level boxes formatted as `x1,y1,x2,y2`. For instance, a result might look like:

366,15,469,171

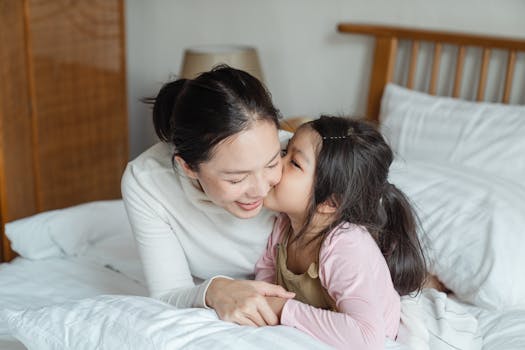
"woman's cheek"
225,182,250,202
270,165,283,186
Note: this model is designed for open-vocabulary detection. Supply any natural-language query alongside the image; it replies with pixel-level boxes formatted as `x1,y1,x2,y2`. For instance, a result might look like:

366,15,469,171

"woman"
121,65,294,327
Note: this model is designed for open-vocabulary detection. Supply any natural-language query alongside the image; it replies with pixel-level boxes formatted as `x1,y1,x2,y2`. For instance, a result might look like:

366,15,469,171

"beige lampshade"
179,45,264,83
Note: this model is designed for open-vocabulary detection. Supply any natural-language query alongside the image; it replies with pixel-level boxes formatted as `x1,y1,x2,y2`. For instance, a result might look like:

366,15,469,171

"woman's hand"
206,278,294,327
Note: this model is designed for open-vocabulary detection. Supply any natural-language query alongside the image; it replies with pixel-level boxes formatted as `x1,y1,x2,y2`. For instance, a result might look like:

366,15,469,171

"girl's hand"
206,278,295,326
265,296,288,320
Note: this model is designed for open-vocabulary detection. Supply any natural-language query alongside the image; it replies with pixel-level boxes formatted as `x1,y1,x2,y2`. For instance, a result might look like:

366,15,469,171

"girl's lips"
236,199,263,211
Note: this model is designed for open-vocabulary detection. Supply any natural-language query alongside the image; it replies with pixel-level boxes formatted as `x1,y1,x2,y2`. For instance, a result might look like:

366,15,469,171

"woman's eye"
268,161,279,169
228,178,244,184
281,149,288,157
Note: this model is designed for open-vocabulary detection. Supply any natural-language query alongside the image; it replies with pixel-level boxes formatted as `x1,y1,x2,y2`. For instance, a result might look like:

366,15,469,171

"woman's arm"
122,166,207,307
122,167,293,326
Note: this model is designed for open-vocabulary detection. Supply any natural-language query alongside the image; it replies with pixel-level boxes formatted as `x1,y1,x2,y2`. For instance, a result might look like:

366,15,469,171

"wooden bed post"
366,37,398,123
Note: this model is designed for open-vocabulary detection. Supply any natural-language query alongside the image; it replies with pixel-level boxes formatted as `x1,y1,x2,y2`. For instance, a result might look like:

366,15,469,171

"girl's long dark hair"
296,116,426,295
142,64,280,170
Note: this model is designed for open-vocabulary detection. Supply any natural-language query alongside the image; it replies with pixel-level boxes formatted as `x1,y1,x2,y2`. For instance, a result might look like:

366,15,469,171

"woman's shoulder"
127,142,173,172
121,142,182,196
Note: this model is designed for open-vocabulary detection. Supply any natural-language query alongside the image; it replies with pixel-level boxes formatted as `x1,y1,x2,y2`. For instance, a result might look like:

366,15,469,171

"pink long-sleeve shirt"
255,215,401,350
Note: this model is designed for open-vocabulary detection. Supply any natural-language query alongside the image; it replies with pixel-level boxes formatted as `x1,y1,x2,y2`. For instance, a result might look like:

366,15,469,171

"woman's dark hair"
144,64,281,170
295,116,426,296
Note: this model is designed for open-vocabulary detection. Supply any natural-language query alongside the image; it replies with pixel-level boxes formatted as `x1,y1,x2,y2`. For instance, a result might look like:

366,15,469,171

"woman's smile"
236,199,264,211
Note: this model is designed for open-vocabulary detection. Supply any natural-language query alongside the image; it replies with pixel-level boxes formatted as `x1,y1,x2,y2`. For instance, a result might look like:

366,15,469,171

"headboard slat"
407,41,419,89
366,37,398,122
477,48,491,101
453,46,466,98
429,43,442,95
503,50,516,103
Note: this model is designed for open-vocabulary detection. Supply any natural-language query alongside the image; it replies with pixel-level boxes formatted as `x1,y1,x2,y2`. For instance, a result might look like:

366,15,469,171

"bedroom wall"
125,0,525,159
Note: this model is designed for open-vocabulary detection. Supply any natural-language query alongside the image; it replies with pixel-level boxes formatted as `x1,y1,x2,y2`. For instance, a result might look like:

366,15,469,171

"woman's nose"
247,174,270,198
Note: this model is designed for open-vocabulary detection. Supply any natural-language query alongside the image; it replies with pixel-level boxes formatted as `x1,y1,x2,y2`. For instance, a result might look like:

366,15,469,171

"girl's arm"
279,230,394,350
281,299,384,350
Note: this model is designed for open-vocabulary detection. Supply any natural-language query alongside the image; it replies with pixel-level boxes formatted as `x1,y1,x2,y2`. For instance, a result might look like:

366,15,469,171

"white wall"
125,0,525,159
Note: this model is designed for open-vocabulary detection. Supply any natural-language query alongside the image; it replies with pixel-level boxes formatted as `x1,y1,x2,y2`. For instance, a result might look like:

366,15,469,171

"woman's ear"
317,196,338,214
174,155,198,179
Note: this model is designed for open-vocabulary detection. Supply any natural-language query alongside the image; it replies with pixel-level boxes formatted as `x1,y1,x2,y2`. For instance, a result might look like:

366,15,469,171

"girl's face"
264,126,319,220
184,119,283,219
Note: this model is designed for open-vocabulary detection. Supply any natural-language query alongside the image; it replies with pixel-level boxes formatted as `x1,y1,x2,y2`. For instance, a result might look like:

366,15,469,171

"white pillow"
390,159,525,310
380,83,525,184
83,233,146,285
0,295,331,350
5,200,132,259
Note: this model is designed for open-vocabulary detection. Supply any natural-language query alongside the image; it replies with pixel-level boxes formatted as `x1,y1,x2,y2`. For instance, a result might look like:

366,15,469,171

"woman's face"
191,119,283,219
263,126,319,220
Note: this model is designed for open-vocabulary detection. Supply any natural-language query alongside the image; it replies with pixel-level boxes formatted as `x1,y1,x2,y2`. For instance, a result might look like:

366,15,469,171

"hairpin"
322,127,354,140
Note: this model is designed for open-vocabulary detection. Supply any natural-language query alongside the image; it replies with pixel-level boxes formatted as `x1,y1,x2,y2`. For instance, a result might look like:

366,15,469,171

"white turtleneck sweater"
121,133,289,308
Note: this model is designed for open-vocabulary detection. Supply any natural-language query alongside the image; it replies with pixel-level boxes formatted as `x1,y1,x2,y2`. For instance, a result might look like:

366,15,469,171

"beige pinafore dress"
275,232,337,311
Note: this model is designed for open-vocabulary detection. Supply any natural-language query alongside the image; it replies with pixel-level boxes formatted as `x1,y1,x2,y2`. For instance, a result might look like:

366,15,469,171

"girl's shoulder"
320,223,380,259
323,222,369,245
266,213,289,246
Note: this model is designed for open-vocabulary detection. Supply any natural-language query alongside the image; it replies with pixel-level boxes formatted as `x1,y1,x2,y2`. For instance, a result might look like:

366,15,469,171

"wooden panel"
26,0,128,211
366,37,398,122
0,0,37,262
0,0,127,262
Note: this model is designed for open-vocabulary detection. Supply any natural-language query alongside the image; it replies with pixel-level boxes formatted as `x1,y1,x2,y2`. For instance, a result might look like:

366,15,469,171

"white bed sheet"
461,301,525,350
0,256,147,349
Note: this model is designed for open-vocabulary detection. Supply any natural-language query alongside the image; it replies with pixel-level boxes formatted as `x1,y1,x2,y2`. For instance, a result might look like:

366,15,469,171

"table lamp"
179,45,264,83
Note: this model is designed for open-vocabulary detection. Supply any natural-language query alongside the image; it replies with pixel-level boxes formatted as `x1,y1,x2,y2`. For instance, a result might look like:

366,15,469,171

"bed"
1,22,525,350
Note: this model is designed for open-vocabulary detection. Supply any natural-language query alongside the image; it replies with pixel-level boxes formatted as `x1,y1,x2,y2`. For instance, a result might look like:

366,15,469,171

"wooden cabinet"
0,0,128,261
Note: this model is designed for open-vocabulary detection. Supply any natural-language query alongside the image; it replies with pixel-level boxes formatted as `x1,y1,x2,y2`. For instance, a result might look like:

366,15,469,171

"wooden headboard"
337,23,525,122
0,0,128,262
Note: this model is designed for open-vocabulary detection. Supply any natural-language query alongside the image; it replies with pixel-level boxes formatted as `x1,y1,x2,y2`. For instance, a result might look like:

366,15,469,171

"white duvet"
0,256,522,350
0,256,485,350
1,157,525,349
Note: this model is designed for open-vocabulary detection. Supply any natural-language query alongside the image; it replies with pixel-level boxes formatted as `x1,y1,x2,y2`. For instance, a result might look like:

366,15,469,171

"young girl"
255,116,426,350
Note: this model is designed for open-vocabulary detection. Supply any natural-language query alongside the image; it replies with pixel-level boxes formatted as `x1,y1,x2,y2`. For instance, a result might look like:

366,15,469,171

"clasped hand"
206,278,293,327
